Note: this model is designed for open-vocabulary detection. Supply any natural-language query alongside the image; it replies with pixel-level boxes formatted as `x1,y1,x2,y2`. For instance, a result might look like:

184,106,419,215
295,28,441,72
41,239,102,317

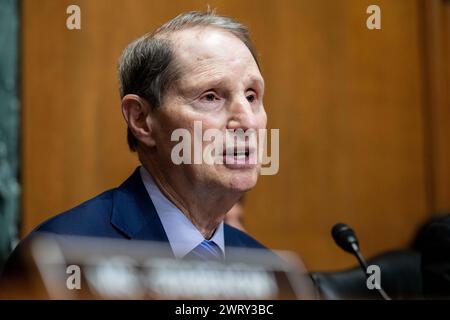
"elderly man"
2,10,269,268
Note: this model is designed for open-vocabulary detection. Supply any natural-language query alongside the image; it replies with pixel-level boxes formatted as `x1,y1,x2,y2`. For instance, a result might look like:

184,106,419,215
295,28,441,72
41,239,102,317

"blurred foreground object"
0,233,316,300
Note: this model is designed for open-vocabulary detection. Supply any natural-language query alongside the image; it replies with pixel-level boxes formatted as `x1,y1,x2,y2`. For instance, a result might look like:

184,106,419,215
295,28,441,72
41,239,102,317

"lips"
222,146,257,168
223,147,250,157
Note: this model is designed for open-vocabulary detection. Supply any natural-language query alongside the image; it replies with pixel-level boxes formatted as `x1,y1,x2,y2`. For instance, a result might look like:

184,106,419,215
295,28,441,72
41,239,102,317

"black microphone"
332,223,391,300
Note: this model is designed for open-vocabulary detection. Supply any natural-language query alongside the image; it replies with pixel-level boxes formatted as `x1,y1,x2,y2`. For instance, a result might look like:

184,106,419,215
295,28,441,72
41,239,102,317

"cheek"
200,116,226,131
165,102,226,129
156,108,193,139
156,110,223,157
258,108,268,129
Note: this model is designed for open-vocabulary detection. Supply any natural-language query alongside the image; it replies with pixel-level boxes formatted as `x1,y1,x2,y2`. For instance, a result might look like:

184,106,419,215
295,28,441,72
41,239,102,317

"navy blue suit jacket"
11,167,268,259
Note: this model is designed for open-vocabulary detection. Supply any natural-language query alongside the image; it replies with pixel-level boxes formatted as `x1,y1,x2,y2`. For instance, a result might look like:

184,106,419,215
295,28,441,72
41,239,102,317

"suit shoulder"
32,189,116,236
224,224,268,249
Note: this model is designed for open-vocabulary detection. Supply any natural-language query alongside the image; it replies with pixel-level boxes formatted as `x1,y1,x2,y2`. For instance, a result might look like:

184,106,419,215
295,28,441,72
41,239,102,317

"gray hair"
118,10,260,151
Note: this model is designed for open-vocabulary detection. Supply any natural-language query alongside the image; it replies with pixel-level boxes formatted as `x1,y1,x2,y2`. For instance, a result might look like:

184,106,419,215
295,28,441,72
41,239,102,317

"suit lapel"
111,167,169,243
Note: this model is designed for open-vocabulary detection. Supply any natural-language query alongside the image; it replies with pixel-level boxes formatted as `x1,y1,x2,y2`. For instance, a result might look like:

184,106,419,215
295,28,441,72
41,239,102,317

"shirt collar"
139,166,225,258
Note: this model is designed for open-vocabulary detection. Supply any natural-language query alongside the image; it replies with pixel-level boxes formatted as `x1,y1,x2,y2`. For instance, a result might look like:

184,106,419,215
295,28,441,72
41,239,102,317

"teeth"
223,147,252,157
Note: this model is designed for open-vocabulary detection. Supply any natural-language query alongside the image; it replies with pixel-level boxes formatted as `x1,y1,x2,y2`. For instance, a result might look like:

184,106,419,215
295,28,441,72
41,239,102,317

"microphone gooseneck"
331,223,391,300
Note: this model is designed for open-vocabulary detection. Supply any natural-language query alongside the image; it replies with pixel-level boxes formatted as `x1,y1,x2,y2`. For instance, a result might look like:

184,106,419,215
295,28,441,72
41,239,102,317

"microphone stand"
351,243,391,300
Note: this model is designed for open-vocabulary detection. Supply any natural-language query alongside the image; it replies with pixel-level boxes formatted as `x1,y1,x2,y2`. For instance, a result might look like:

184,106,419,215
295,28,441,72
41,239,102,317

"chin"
226,169,259,192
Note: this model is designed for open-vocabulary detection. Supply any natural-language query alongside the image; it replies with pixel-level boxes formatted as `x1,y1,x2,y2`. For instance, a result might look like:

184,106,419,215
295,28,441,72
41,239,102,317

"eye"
200,92,219,102
246,92,256,103
204,93,216,101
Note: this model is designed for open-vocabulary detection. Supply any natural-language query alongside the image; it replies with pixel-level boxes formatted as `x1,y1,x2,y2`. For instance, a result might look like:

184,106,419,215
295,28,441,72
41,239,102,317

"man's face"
151,27,267,193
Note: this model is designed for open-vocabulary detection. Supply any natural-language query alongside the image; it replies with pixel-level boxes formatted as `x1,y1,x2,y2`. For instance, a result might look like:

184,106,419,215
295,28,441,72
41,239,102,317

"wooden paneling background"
20,0,450,270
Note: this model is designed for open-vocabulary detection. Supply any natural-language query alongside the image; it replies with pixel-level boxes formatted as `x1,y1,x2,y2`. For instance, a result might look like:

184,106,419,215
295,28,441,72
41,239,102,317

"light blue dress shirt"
139,166,225,258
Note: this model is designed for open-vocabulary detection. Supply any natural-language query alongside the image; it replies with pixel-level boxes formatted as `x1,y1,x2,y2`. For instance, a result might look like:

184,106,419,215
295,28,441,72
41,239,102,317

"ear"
121,94,156,148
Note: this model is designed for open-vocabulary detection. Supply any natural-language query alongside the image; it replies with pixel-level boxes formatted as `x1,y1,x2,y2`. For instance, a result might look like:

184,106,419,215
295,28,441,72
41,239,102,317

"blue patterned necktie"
184,239,224,261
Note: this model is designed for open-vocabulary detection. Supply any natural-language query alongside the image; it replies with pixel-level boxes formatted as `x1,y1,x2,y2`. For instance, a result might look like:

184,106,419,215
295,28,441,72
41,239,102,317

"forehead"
167,27,263,85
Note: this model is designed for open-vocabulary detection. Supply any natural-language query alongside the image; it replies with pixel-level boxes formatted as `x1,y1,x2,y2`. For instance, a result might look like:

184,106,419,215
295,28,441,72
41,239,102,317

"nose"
226,96,258,131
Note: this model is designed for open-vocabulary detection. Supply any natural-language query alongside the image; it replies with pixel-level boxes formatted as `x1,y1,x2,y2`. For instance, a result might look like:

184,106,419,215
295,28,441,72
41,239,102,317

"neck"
140,154,241,239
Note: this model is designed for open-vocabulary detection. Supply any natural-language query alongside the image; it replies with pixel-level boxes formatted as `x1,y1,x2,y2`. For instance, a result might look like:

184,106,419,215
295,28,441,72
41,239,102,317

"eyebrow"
177,77,228,97
247,76,265,91
177,72,265,97
199,74,264,90
198,77,229,89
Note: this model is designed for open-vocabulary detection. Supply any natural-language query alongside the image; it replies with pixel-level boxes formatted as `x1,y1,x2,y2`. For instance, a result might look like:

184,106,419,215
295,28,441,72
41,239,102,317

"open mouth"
223,148,250,157
222,146,256,166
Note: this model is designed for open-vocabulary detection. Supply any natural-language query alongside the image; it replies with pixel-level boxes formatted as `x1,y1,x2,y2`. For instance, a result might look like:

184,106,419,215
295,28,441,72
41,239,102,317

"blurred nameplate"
23,233,315,300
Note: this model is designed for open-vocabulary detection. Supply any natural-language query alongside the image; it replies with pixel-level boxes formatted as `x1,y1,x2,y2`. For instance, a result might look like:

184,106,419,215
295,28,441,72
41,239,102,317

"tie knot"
184,239,223,261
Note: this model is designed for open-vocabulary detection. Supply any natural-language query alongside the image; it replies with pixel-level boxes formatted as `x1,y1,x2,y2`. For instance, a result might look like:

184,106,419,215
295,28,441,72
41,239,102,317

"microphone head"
332,223,359,254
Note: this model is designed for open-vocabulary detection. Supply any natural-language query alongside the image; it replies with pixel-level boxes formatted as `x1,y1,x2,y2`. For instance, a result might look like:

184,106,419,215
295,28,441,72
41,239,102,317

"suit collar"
111,167,169,242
